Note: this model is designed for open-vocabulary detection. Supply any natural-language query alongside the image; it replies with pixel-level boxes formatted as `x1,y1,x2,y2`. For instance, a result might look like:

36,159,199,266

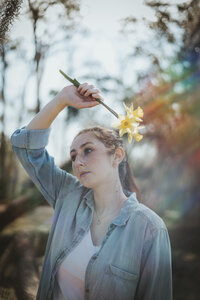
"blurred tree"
146,0,200,51
0,0,23,44
0,40,23,201
0,1,24,201
128,0,200,156
120,0,200,217
25,0,80,113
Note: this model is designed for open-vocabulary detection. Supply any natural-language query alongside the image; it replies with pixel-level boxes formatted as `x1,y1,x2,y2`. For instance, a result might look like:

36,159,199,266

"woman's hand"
56,83,104,109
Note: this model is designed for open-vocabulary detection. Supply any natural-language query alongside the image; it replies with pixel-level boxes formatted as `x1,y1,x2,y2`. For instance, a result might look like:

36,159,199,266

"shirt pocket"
106,264,138,281
100,264,138,300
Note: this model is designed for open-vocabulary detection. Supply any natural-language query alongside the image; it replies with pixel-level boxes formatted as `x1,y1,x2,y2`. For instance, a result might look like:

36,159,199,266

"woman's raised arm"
26,84,102,130
10,83,103,208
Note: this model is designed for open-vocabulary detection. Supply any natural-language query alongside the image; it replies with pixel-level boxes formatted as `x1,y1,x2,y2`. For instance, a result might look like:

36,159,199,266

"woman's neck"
92,179,127,217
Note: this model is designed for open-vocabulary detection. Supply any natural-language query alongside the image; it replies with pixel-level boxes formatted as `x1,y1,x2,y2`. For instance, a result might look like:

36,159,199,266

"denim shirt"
10,127,173,300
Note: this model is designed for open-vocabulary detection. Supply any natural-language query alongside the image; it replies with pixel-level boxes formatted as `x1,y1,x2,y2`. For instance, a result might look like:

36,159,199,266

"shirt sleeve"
135,228,173,300
10,126,77,209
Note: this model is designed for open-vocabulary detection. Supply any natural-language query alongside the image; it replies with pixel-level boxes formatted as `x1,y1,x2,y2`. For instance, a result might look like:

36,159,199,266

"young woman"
10,83,173,300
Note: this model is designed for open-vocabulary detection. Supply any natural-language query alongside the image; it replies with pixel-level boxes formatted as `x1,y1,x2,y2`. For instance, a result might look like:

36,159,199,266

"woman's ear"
112,147,125,167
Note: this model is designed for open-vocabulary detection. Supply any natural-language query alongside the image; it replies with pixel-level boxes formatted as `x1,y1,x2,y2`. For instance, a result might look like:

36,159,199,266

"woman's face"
70,132,115,188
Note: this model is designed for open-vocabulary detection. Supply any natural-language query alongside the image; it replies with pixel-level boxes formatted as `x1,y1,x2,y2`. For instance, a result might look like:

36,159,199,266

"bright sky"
80,0,153,34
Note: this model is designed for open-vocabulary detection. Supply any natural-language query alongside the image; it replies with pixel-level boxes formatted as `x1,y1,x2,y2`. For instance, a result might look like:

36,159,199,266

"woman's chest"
84,222,141,300
90,219,111,246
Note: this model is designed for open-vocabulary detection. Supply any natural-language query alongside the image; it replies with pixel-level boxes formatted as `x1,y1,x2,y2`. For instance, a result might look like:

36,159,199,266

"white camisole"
55,229,101,300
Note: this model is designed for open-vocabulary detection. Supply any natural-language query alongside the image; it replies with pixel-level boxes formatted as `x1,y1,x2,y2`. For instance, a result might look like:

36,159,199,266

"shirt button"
93,255,97,260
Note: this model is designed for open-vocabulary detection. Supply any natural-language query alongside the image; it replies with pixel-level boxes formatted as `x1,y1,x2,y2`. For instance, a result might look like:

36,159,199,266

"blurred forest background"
0,0,200,299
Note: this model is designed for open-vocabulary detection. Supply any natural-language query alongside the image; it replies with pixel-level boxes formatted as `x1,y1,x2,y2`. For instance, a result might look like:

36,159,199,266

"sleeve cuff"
10,126,51,149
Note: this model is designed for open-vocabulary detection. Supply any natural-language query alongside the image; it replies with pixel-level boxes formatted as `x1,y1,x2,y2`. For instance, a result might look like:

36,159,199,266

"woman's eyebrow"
70,142,94,154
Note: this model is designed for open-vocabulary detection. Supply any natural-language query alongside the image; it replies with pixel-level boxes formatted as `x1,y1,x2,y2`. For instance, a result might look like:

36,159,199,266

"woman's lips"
80,172,90,178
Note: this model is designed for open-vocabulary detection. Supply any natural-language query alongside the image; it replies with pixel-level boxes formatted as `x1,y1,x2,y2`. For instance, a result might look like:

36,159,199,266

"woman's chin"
79,177,94,189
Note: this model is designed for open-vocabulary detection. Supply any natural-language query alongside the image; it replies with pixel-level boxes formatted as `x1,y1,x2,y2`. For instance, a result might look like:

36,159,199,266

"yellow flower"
123,103,143,122
111,114,144,143
111,103,144,143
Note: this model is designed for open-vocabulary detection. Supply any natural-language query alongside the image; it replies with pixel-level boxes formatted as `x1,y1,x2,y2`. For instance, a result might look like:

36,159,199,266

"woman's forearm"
26,96,67,130
26,82,102,130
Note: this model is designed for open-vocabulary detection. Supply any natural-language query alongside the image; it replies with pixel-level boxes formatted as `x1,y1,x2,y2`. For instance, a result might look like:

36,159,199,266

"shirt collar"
83,189,139,227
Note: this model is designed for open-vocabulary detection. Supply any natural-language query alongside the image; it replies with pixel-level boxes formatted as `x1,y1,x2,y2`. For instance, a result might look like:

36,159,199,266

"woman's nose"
74,155,85,167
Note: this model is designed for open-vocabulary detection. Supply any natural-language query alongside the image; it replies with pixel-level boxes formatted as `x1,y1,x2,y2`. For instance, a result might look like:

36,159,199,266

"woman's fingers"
77,83,94,95
91,92,104,101
77,97,100,108
77,83,87,92
77,83,101,96
76,82,104,104
84,88,100,97
77,82,88,91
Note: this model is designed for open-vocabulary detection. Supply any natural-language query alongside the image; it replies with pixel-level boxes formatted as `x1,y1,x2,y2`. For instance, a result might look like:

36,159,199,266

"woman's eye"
71,148,92,162
71,155,76,162
84,148,92,155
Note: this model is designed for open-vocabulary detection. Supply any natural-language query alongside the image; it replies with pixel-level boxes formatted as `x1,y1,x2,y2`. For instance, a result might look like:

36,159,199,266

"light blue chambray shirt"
10,126,173,300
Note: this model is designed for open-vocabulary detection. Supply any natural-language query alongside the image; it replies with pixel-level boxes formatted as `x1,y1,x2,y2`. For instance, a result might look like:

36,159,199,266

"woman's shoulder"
133,201,168,233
